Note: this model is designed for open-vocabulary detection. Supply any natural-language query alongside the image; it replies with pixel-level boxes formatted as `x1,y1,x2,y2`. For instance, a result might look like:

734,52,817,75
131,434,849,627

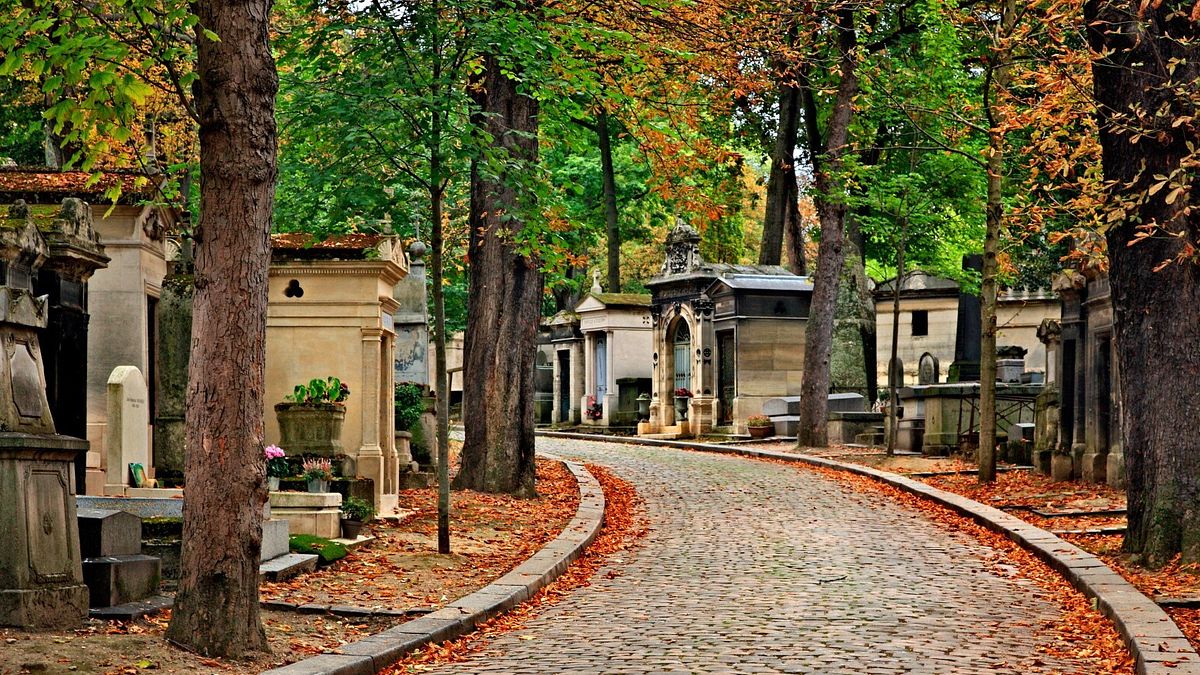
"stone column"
582,333,595,424
34,199,109,494
603,330,618,425
570,339,585,424
358,328,385,507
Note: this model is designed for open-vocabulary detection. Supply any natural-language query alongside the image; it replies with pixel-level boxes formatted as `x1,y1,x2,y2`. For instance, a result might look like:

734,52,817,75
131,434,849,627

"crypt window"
911,310,929,337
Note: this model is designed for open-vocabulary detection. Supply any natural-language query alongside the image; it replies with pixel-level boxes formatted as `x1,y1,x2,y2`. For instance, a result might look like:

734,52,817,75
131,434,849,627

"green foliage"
394,383,425,432
339,496,374,522
288,534,348,563
286,377,349,405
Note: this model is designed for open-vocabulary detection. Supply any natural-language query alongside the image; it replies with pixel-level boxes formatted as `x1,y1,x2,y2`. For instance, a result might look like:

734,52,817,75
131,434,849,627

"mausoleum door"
558,351,571,423
673,322,692,394
718,331,735,425
595,335,607,400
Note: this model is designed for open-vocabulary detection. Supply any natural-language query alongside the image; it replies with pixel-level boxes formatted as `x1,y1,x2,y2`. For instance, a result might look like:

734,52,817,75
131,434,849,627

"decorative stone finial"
408,240,427,261
660,218,703,276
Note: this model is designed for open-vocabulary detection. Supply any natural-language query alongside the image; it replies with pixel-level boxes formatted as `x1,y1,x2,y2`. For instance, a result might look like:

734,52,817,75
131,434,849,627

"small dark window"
911,310,929,337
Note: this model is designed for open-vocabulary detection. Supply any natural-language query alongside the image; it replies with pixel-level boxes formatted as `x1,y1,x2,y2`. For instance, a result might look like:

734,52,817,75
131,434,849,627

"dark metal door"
558,351,571,422
718,331,735,425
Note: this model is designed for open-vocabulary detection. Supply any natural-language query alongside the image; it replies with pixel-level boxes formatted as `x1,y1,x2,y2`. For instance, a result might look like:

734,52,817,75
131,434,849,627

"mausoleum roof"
588,292,651,308
0,167,162,205
874,269,960,297
707,274,813,293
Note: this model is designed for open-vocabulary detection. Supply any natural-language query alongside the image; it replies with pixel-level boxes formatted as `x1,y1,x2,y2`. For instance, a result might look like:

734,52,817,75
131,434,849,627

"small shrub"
394,382,425,431
340,496,374,522
746,415,772,428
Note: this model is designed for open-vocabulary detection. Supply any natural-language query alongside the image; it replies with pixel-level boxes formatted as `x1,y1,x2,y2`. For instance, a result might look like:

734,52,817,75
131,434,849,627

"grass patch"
289,534,348,564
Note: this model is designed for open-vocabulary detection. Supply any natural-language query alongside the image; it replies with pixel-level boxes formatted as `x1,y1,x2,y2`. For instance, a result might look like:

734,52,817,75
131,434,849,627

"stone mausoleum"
640,221,812,437
575,278,653,428
265,233,409,512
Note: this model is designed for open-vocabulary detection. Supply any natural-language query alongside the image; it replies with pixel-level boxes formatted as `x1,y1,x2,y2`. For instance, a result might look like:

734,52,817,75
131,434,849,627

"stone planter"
306,479,329,493
274,402,346,458
674,397,690,421
340,519,365,539
267,476,281,491
748,425,772,439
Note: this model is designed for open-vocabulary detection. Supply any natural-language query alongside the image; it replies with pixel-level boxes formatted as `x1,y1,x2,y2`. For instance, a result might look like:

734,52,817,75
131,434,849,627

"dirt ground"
1,456,579,675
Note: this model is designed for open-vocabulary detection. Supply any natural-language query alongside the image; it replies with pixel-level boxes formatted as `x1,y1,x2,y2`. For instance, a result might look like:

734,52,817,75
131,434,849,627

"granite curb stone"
539,430,1200,675
261,457,605,675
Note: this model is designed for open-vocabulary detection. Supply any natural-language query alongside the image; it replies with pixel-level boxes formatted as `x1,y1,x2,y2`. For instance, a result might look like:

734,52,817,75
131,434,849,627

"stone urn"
748,424,772,439
275,402,346,457
673,396,690,421
637,393,651,421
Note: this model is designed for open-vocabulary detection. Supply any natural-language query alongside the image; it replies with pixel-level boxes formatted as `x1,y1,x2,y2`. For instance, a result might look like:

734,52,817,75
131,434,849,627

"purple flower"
264,444,286,460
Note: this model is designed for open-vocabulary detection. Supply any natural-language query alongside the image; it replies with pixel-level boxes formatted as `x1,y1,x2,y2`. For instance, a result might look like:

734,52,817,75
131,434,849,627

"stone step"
260,553,319,582
331,534,375,551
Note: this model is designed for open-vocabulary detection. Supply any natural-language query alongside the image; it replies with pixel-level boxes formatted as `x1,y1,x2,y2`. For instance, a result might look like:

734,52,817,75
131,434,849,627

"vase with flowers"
265,444,289,491
302,457,334,493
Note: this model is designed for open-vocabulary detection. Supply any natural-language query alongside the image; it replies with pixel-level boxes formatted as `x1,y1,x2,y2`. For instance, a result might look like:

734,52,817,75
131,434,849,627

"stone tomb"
575,284,653,427
104,366,150,494
0,203,89,628
763,393,880,442
641,220,813,437
546,310,584,425
77,508,160,608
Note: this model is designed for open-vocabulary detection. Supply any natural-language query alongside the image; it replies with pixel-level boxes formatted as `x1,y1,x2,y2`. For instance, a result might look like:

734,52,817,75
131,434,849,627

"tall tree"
1086,0,1200,567
795,9,860,447
454,18,543,497
164,0,278,656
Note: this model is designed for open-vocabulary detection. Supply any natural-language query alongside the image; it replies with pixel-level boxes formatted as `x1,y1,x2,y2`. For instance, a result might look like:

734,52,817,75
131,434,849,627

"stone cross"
591,269,603,294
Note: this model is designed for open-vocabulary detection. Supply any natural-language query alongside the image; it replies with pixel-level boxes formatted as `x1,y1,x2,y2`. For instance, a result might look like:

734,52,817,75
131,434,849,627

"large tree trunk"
455,51,541,498
796,10,858,448
598,108,620,293
760,80,801,266
165,0,277,657
1087,0,1200,567
783,184,806,275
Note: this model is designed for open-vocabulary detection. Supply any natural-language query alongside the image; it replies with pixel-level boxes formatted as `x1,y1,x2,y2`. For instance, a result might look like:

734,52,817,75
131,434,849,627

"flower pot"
340,519,364,540
748,425,772,439
267,476,281,491
275,402,346,458
306,478,329,493
673,396,690,421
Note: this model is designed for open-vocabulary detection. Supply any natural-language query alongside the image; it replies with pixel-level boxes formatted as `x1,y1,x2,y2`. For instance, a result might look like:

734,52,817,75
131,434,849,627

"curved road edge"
539,430,1200,675
261,457,606,675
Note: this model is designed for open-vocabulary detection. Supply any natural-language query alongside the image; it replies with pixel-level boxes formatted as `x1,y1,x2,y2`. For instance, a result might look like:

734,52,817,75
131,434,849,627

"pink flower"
264,445,286,460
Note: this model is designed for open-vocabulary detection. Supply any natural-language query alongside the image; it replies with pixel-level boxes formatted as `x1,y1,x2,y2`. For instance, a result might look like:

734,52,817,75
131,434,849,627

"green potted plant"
746,415,774,439
302,457,333,493
339,496,374,539
275,377,349,458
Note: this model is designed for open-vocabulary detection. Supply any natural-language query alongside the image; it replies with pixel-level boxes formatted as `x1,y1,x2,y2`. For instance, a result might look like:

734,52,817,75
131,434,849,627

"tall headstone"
949,254,983,382
0,203,90,628
104,366,149,494
918,353,940,385
33,199,109,493
153,240,193,481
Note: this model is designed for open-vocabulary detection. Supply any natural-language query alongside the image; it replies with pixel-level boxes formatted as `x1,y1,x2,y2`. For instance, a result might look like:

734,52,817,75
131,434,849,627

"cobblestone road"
429,437,1102,674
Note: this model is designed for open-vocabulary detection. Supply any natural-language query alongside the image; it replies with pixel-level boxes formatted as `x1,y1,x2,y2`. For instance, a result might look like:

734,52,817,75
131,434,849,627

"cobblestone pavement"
428,437,1104,674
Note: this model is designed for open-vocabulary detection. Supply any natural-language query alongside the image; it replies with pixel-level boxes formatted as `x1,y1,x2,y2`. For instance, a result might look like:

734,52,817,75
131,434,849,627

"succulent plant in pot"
340,496,375,539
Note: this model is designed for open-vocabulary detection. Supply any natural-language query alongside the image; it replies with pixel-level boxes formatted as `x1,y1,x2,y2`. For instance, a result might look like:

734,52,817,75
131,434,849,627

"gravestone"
153,244,193,481
77,509,161,608
104,366,149,494
996,345,1027,383
949,254,984,382
887,356,905,388
392,241,429,387
918,353,940,385
0,204,89,628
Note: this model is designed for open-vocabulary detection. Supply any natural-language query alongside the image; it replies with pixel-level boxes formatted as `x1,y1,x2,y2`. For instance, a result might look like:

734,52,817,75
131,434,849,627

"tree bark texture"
1086,0,1200,566
598,108,621,293
796,10,858,448
455,52,541,498
165,0,277,657
761,80,801,267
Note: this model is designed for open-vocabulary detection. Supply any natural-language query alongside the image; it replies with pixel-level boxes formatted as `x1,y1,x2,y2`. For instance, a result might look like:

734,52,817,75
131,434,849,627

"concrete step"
331,535,375,551
260,553,318,582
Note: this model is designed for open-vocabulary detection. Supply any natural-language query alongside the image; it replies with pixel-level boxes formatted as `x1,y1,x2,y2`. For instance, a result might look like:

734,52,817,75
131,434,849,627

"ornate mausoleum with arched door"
639,221,814,438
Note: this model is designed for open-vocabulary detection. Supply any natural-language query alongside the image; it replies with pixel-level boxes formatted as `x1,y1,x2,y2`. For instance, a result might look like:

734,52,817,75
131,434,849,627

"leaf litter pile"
379,463,647,673
0,456,580,675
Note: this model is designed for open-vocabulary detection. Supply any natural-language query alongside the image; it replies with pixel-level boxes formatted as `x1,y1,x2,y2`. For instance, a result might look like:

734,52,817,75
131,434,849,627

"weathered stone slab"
81,554,160,607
